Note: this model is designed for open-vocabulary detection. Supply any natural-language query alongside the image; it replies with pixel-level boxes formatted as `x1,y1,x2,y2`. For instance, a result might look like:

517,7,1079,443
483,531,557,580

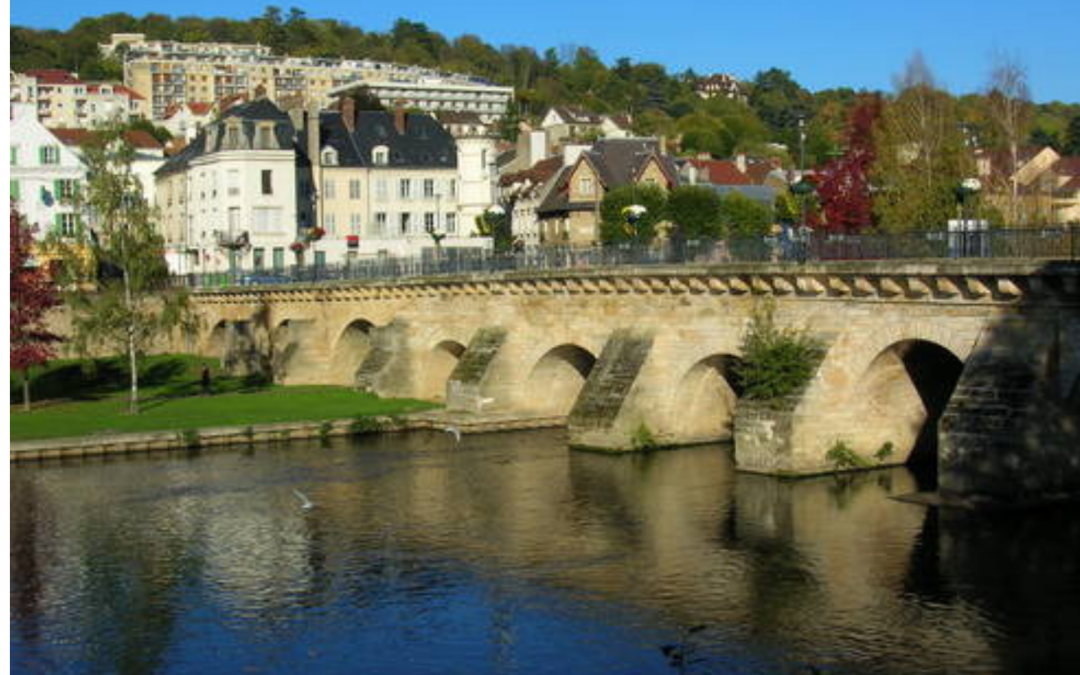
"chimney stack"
341,96,356,132
394,105,407,135
306,102,320,166
735,153,747,173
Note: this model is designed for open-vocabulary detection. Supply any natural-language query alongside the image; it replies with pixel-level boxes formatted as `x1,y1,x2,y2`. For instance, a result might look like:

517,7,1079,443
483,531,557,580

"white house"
50,127,164,210
160,101,215,142
11,69,148,128
155,99,300,274
9,103,86,239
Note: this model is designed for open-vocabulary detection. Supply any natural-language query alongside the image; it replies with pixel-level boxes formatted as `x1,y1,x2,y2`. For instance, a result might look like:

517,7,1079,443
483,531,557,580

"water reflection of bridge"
13,433,1080,672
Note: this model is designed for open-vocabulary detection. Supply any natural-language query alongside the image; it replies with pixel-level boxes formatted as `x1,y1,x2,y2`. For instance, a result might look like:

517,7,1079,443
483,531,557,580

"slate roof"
312,110,457,169
155,99,296,177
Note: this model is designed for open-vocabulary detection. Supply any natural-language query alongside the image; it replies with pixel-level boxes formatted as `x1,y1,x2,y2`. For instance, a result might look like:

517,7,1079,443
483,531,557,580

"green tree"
48,121,197,414
872,53,972,232
666,185,724,239
719,192,773,237
1065,114,1080,155
599,184,668,244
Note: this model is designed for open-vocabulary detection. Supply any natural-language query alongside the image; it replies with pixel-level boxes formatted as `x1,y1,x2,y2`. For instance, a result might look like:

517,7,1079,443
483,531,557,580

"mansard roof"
312,110,457,169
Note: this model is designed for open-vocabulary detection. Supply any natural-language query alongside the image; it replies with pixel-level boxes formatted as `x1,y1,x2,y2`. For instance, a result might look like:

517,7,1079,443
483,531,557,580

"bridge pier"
939,314,1080,507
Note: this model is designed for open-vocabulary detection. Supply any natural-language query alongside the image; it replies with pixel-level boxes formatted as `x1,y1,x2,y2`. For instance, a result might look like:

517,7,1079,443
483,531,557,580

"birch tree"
986,51,1033,225
47,121,197,414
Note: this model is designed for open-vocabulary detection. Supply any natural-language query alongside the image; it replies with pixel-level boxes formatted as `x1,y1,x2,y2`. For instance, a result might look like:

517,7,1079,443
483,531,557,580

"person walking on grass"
201,364,212,396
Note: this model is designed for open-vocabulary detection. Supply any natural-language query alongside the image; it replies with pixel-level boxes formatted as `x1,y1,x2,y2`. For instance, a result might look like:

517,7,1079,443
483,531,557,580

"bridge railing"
172,226,1079,290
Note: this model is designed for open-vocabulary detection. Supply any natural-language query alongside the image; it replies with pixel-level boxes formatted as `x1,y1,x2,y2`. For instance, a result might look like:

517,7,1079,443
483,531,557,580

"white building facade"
155,99,300,274
9,103,86,238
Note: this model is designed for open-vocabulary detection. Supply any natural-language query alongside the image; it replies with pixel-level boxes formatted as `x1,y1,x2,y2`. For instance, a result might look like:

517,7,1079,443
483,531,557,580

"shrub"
826,440,869,470
350,415,384,435
735,300,824,400
874,441,895,462
630,422,659,451
178,429,201,450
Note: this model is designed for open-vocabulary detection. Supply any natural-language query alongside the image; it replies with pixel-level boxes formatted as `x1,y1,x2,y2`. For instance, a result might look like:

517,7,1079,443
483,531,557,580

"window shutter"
54,179,63,199
11,180,19,200
39,147,46,164
54,213,61,233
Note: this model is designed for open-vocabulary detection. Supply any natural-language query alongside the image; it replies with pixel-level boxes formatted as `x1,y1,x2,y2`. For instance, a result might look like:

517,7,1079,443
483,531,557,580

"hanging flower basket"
305,226,326,242
346,234,360,248
289,241,306,253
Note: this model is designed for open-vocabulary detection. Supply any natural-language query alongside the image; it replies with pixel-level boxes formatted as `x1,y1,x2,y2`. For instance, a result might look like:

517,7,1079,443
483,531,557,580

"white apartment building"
10,69,148,128
9,103,86,238
103,33,512,121
331,80,513,123
302,101,490,263
155,99,300,274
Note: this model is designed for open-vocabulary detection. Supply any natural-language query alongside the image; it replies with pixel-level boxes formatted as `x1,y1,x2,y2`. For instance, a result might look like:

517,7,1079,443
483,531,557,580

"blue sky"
11,0,1079,102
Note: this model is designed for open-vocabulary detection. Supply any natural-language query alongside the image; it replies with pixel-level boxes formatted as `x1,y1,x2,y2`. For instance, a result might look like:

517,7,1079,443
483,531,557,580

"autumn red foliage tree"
11,207,60,411
816,95,883,233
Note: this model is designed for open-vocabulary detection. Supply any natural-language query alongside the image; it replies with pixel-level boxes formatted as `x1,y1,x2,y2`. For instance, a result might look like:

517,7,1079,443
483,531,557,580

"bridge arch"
671,354,744,443
204,320,229,359
421,339,468,401
848,339,965,468
331,319,377,386
524,344,597,415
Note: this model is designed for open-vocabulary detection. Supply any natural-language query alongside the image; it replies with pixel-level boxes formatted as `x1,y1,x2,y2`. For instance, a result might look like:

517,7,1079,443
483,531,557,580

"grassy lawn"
10,354,436,442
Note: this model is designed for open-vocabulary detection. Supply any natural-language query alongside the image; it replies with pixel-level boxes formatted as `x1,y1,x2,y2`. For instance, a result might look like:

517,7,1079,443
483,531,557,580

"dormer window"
372,145,389,166
322,147,338,166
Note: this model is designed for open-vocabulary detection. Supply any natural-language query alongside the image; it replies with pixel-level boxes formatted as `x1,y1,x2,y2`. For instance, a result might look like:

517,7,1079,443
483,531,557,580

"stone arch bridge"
189,260,1080,505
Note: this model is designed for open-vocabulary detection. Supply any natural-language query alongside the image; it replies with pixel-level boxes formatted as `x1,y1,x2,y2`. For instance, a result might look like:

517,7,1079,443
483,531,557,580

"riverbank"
9,409,567,462
9,354,436,442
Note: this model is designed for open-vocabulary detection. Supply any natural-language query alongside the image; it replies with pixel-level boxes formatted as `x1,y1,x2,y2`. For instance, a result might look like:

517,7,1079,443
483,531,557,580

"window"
445,213,457,234
374,212,387,236
399,178,411,200
253,248,265,270
399,212,411,235
579,176,594,194
375,179,388,202
350,212,362,234
423,178,435,198
448,179,457,198
258,125,274,149
272,247,285,271
322,149,337,166
324,212,336,234
261,170,273,195
227,169,240,196
57,213,78,237
40,145,60,165
55,179,77,200
424,212,435,231
227,125,240,148
372,146,389,165
323,178,336,199
314,250,326,268
252,207,283,233
349,179,362,199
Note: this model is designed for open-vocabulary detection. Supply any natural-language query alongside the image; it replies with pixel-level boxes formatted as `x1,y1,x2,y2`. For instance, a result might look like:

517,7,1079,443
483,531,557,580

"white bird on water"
444,426,462,443
292,489,314,510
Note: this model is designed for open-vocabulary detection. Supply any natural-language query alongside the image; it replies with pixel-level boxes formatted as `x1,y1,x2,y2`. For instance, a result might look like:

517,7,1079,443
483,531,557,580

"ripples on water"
10,430,1080,674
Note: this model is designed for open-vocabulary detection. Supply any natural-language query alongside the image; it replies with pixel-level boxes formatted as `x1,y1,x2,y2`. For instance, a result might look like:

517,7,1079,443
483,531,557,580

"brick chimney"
341,96,356,132
394,106,407,135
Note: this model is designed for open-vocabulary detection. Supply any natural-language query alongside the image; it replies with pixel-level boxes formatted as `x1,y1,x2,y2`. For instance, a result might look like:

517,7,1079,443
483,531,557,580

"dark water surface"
10,430,1080,674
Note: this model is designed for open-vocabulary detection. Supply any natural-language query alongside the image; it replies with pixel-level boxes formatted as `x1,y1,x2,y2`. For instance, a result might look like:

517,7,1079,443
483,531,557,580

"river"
10,430,1080,674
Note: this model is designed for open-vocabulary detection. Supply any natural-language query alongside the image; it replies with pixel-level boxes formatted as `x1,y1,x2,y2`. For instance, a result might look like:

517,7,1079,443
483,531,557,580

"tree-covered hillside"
11,7,1079,166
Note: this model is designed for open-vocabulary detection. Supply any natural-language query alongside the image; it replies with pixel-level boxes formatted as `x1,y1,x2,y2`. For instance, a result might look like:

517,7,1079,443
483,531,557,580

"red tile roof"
51,128,163,150
1054,156,1080,177
499,156,562,187
25,69,83,85
688,158,750,186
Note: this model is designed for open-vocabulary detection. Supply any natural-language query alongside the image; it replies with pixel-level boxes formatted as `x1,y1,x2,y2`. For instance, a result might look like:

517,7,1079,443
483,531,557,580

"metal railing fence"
172,226,1079,290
